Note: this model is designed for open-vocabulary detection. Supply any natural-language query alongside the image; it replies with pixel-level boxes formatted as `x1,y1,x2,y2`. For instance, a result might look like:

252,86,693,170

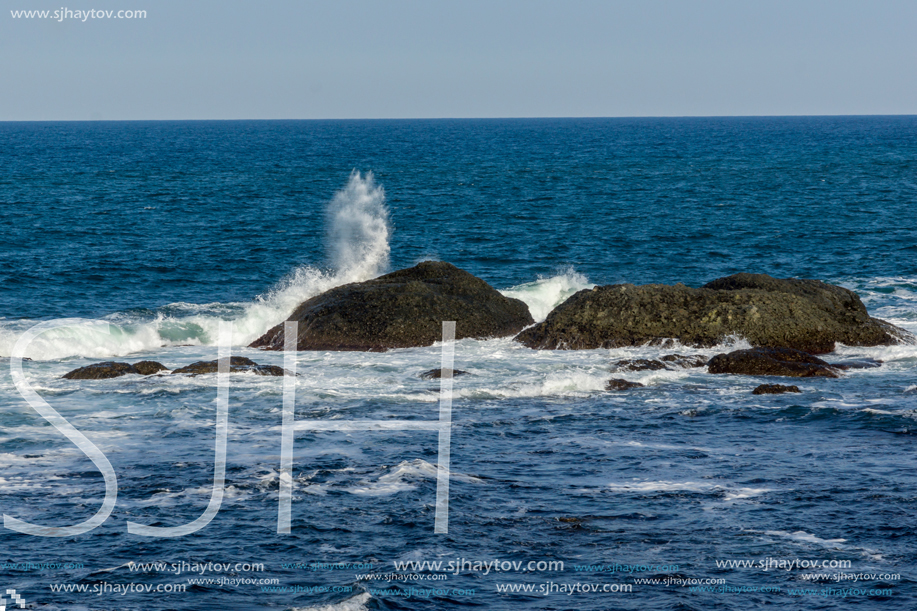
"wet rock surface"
606,378,644,391
752,383,802,395
63,361,167,379
419,368,470,380
515,273,910,354
251,261,534,352
707,347,841,378
171,356,287,376
612,354,709,372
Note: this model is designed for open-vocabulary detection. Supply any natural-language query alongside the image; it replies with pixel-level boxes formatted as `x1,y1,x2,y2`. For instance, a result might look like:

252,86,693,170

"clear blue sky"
2,0,915,120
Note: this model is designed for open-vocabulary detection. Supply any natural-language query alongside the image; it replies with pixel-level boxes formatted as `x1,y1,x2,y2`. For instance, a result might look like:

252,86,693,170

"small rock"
171,356,288,376
707,347,840,378
612,358,667,372
606,378,644,391
829,358,883,370
63,361,138,380
133,361,169,375
752,384,801,395
419,368,469,380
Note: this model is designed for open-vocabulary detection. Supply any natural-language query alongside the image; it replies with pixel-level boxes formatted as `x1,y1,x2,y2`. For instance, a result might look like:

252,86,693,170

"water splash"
500,269,593,322
0,173,392,360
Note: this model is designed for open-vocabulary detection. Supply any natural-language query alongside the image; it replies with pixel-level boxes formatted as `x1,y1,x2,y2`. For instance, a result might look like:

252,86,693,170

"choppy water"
1,118,916,610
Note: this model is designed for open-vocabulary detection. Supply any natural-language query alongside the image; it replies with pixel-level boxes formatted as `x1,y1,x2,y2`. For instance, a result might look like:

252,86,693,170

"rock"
171,356,287,376
133,361,169,375
707,347,840,378
419,368,470,380
612,358,667,372
514,273,911,354
612,354,709,372
63,361,139,379
829,358,883,370
63,360,168,379
752,384,801,395
659,354,709,367
606,378,644,391
251,261,534,352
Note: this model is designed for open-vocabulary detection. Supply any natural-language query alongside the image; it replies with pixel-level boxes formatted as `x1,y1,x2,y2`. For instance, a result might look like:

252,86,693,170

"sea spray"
500,269,593,322
326,171,390,283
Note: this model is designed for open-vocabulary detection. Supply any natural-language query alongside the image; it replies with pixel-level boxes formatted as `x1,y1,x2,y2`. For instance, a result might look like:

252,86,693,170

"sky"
1,0,915,120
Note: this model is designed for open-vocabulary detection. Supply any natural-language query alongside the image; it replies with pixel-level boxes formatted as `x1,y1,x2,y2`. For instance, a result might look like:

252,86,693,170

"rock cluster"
63,357,286,379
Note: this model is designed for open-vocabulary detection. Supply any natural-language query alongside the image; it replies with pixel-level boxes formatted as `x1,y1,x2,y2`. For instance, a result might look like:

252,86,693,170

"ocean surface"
1,117,916,610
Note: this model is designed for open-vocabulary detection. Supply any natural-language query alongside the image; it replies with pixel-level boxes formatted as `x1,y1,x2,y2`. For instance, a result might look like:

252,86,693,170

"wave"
0,172,391,361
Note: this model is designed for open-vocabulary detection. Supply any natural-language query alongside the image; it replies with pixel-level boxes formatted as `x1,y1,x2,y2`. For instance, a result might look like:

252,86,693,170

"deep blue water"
1,118,916,611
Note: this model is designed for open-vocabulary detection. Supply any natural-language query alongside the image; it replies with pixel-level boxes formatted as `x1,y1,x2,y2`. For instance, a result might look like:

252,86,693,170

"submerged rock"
171,356,287,376
612,358,667,372
251,261,534,352
612,354,709,372
419,368,470,380
606,378,644,391
659,354,709,368
752,384,801,395
708,347,840,378
829,358,883,370
63,361,168,379
515,273,910,354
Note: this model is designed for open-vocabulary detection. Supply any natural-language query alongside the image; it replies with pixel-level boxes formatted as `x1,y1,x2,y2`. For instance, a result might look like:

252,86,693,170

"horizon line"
1,113,916,123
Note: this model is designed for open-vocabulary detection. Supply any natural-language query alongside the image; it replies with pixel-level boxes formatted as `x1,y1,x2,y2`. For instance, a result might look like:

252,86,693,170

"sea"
1,117,916,610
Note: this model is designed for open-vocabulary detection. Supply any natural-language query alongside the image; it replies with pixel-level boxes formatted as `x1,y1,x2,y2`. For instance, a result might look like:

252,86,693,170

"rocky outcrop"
707,347,840,378
606,379,644,391
63,361,167,379
171,356,286,376
251,261,534,352
419,368,470,380
515,273,910,354
752,384,801,395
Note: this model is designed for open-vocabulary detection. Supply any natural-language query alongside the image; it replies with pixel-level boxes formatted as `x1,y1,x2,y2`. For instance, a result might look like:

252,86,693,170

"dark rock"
515,273,911,354
829,358,883,370
419,368,470,380
171,356,288,376
659,354,709,367
752,384,801,395
612,358,667,372
708,347,840,378
63,361,138,379
133,361,169,375
606,378,644,391
251,261,534,352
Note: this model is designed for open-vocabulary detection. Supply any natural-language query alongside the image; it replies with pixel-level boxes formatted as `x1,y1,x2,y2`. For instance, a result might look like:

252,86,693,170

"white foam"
347,459,482,496
292,593,371,611
500,269,593,322
763,529,846,546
